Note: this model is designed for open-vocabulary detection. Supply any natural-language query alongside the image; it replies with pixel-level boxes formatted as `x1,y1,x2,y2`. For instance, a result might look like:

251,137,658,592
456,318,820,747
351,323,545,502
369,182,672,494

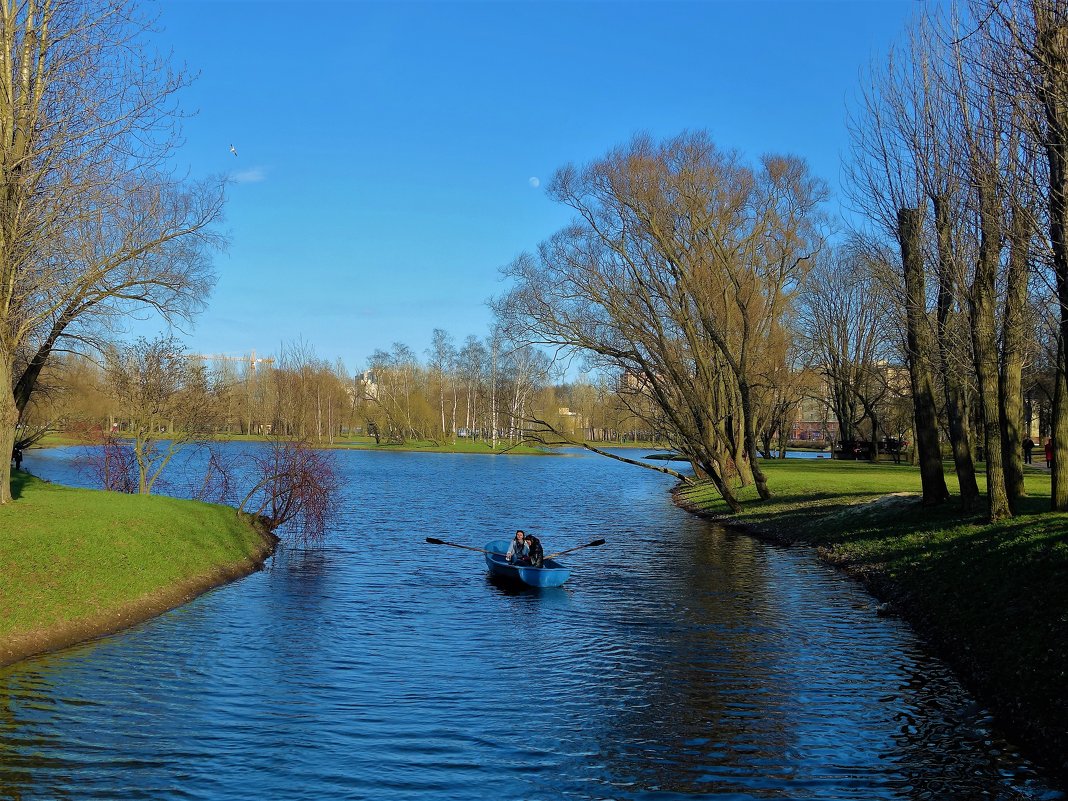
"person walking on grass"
1023,436,1035,465
1046,438,1054,469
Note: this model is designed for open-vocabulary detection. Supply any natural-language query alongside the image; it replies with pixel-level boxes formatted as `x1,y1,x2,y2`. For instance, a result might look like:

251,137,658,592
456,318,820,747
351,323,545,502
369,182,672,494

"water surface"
2,445,1061,800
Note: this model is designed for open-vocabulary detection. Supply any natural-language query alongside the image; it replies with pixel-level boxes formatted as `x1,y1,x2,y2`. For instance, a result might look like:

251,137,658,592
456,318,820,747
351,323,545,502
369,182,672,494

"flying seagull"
229,144,238,157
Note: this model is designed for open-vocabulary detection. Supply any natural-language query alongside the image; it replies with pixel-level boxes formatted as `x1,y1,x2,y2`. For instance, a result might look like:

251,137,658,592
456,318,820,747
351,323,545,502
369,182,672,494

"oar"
545,539,606,560
425,537,497,555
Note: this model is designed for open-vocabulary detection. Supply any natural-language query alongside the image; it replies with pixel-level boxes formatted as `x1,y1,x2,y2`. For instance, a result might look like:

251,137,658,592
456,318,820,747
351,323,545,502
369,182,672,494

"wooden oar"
545,539,606,560
425,537,496,555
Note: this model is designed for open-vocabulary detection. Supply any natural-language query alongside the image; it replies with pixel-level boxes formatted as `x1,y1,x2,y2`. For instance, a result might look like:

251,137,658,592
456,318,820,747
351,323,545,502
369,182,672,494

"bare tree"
427,328,457,443
238,439,341,545
103,337,221,495
800,244,897,458
0,1,226,503
847,28,953,506
980,0,1068,509
860,2,1049,519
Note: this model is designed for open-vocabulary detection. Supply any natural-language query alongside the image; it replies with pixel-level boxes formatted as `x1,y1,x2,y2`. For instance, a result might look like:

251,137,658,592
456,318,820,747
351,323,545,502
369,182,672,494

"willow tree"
0,1,225,504
496,132,825,511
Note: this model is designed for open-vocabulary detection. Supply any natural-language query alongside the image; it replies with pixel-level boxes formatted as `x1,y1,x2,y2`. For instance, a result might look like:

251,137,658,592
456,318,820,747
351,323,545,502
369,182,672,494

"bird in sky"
229,144,238,157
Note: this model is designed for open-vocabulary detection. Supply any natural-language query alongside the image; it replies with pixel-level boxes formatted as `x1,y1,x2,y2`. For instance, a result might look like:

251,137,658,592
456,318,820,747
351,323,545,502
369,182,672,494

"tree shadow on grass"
8,469,31,500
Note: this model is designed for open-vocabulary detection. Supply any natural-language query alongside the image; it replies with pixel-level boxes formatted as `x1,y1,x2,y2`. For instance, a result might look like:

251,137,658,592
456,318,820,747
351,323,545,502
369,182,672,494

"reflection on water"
1,446,1062,800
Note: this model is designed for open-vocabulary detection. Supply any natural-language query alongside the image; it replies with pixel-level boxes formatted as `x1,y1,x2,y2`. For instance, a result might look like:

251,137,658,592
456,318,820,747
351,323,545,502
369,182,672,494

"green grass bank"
674,459,1068,780
38,430,668,456
53,431,552,455
0,472,274,669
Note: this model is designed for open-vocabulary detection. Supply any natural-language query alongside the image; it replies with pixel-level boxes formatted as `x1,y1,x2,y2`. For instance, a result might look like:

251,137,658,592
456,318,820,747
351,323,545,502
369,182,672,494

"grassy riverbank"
0,472,273,668
674,459,1068,779
37,430,667,455
44,431,551,455
211,433,657,454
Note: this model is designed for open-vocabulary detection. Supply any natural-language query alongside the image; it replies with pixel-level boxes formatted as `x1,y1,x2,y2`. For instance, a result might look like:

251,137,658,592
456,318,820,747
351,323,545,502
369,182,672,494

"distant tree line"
18,331,667,452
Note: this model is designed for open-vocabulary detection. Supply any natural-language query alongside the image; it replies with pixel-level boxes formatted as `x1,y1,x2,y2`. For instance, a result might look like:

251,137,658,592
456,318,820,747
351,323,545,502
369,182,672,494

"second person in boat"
524,532,544,568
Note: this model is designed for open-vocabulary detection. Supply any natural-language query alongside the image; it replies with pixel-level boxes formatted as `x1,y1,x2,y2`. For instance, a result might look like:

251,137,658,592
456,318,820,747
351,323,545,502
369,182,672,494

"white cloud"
232,166,267,184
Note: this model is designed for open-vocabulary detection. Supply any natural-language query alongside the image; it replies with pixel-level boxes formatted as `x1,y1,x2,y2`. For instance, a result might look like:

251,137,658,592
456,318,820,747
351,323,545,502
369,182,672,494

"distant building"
357,370,378,401
556,407,585,435
618,369,653,393
789,361,911,443
790,392,837,442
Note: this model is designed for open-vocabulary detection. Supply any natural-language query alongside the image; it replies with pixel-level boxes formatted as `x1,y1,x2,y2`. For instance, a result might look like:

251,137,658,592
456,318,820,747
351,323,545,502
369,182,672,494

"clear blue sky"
152,0,924,374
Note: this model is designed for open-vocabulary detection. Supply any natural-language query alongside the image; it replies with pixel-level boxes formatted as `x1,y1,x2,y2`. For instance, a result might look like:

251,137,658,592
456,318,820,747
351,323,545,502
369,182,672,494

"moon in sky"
528,176,540,188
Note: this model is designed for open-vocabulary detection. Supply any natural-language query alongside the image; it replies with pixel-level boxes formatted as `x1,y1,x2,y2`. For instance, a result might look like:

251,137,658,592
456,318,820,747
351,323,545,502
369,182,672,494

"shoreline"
33,433,668,457
0,529,276,670
0,475,278,671
671,483,1068,785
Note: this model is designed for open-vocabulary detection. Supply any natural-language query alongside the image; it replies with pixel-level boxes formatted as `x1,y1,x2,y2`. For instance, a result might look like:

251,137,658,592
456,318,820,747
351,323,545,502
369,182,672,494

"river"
0,445,1061,800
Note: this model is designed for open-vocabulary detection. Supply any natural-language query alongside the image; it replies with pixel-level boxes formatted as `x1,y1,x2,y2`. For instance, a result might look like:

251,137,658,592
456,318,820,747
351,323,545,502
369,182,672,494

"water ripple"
2,445,1062,800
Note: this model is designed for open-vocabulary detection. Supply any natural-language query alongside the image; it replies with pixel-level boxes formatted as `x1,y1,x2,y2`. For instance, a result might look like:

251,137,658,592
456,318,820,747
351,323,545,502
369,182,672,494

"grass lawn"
675,458,1068,778
333,436,550,454
42,429,669,456
172,432,552,455
0,471,269,664
33,431,94,448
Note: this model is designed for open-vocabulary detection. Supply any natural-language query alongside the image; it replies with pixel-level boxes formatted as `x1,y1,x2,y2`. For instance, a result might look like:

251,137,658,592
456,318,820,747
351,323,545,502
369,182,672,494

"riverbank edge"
0,517,278,671
670,484,1068,784
34,432,666,456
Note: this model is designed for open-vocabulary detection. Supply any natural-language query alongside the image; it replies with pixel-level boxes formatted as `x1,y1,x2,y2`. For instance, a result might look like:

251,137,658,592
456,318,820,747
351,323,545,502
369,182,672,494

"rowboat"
484,539,571,587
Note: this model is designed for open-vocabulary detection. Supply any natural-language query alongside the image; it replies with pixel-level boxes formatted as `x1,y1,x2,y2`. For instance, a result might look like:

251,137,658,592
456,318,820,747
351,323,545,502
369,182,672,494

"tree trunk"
971,177,1012,522
451,390,458,443
0,364,17,504
1034,8,1068,510
1000,205,1030,507
933,194,981,508
898,207,950,506
1054,340,1068,508
440,377,446,441
735,381,770,499
868,410,881,463
316,387,323,444
135,437,149,495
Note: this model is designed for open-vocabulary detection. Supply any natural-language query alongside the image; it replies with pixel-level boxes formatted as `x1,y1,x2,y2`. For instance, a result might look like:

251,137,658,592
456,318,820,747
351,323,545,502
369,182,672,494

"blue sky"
152,0,924,374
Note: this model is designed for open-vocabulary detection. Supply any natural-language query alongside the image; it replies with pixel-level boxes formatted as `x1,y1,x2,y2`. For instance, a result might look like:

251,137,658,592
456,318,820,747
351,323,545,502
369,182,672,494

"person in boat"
524,533,544,568
505,530,529,563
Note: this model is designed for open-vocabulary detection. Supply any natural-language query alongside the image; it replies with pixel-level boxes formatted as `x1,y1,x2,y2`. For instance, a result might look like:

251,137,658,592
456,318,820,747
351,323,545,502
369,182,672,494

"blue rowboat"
484,539,571,587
